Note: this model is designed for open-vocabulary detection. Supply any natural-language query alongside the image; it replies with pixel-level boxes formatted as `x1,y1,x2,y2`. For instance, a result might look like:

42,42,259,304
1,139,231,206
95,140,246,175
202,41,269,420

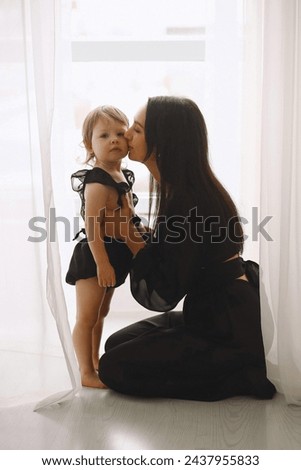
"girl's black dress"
65,167,138,288
99,213,276,401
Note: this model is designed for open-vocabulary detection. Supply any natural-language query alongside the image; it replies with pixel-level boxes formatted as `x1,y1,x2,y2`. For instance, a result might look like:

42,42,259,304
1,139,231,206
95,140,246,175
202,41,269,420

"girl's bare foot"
81,371,107,389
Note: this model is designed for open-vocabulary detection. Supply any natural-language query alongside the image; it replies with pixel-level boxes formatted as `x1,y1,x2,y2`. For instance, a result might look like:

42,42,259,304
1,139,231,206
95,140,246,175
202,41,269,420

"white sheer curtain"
0,0,80,409
242,0,301,404
28,0,81,409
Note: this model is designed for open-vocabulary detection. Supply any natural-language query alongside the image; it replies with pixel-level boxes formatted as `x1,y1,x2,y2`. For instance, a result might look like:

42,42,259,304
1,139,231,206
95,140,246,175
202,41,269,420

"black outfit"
99,214,276,401
65,167,138,288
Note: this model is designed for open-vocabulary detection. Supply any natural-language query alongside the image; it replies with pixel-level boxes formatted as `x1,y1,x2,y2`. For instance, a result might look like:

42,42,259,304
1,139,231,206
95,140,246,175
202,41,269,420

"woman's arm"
129,217,202,311
122,219,146,255
105,192,146,255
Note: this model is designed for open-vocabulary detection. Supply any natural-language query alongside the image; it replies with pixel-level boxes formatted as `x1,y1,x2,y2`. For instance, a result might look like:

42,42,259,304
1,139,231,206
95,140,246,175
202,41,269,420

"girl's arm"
84,183,116,287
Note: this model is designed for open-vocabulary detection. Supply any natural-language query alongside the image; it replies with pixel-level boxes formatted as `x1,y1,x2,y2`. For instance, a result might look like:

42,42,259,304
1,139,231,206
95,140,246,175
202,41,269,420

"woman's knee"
98,350,123,389
103,322,141,351
103,330,121,351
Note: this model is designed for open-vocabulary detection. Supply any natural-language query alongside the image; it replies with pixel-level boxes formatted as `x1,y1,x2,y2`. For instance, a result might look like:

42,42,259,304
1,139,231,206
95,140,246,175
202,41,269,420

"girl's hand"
97,262,116,288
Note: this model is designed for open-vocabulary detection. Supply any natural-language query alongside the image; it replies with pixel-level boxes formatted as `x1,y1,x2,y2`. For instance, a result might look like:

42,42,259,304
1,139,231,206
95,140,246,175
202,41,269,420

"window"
70,0,212,215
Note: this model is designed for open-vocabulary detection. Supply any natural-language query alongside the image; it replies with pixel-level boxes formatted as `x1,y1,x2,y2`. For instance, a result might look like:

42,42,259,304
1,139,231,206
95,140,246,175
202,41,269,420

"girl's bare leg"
73,277,106,388
92,287,115,371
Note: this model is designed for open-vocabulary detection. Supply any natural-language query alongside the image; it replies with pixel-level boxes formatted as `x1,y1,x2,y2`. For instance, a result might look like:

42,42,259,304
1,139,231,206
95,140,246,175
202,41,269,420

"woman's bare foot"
81,370,107,389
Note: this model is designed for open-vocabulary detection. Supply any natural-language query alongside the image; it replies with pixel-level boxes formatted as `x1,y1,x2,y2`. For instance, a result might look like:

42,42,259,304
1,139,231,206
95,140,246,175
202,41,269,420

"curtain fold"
243,0,301,404
261,0,301,404
0,0,80,409
27,0,81,410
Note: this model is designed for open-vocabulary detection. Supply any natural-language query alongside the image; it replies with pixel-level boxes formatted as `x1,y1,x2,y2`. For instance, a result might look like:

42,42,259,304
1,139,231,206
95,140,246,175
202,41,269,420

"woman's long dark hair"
144,96,244,252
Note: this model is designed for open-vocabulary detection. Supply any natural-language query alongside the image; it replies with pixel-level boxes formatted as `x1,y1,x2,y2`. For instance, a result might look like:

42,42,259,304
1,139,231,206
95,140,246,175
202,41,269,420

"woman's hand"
103,193,146,255
104,193,135,239
97,262,116,288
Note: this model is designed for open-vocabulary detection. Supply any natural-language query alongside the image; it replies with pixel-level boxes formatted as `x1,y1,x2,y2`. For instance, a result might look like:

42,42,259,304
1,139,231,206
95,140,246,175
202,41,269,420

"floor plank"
1,390,301,450
1,310,301,450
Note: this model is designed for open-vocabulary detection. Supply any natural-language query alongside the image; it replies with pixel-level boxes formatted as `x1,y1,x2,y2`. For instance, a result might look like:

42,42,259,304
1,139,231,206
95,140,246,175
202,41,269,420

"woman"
98,96,276,401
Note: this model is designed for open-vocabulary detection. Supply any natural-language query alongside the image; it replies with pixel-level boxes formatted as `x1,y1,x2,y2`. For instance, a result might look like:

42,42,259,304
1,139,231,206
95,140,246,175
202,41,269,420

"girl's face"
125,105,148,162
89,117,128,164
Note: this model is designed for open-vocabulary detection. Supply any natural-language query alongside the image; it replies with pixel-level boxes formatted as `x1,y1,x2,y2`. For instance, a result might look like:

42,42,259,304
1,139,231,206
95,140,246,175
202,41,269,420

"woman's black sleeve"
130,219,202,311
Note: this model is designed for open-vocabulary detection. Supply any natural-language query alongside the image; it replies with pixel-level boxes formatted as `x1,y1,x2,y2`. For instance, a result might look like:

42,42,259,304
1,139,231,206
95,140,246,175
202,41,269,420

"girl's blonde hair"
82,105,129,164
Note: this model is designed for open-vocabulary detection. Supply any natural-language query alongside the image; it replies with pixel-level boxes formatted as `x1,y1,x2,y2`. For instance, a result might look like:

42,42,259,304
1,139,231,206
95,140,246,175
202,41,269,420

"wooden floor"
1,309,301,451
1,389,301,450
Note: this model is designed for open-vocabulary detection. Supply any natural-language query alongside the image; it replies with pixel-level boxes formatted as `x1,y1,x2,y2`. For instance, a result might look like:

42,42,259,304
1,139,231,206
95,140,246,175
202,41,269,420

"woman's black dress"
99,214,276,401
